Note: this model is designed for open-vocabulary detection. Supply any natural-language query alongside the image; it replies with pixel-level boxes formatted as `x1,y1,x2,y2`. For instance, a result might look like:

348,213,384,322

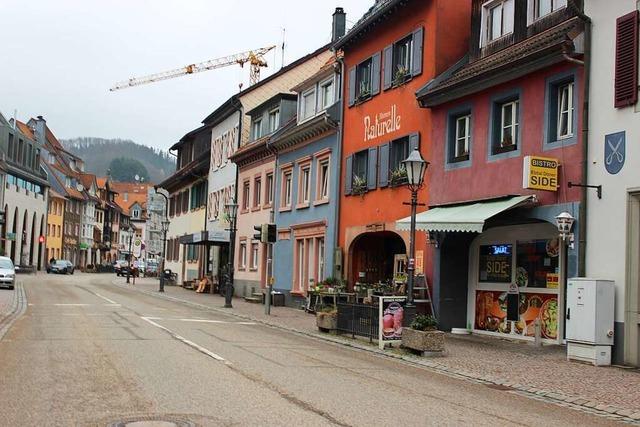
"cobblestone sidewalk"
114,276,640,422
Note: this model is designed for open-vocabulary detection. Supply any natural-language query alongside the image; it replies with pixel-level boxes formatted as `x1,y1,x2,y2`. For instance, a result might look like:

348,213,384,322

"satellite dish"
76,183,84,192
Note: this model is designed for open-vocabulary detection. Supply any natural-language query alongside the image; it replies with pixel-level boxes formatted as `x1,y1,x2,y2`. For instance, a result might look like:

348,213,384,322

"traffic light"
266,223,276,243
253,225,262,241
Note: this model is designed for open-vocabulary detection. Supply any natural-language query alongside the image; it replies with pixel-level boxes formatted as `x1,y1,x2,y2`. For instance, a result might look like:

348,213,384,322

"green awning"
396,195,535,233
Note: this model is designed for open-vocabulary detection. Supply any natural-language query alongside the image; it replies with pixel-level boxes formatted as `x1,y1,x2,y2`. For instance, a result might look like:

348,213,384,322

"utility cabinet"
566,278,615,366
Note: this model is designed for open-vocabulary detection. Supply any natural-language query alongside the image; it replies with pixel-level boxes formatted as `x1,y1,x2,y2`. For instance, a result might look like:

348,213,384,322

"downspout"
333,52,345,280
569,0,591,277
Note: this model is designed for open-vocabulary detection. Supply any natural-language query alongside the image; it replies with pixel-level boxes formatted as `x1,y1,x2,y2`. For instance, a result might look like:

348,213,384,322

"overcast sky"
0,0,370,151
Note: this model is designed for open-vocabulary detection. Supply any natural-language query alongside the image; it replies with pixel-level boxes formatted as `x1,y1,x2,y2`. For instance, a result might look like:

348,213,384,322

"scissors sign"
605,131,625,175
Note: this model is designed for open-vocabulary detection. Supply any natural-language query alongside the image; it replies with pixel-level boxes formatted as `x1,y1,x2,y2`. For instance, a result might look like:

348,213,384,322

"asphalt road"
0,273,624,426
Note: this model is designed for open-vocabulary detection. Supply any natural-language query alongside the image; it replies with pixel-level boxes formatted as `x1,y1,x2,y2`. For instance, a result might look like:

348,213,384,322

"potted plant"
358,81,371,101
389,165,408,186
352,174,367,196
316,305,338,332
393,65,410,85
402,314,445,354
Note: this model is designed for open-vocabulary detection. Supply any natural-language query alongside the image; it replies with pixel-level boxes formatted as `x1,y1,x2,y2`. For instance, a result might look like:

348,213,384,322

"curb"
0,283,27,340
111,279,640,424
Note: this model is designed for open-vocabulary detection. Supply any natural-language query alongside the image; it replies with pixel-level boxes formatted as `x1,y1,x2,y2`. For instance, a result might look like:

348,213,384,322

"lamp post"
159,219,170,292
402,149,429,306
126,224,133,284
224,200,238,308
154,186,170,293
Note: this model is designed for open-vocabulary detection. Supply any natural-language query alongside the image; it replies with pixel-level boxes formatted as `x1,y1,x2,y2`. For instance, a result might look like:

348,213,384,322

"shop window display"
515,239,559,288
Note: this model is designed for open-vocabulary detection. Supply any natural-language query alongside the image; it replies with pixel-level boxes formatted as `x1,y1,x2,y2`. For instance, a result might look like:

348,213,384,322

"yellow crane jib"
109,45,276,91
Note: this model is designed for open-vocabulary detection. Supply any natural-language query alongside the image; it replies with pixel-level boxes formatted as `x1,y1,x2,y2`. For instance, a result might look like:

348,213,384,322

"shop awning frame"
178,230,231,246
396,195,536,233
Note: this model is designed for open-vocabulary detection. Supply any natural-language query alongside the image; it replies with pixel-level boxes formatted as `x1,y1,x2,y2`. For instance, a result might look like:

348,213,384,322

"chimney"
33,115,47,143
332,7,346,42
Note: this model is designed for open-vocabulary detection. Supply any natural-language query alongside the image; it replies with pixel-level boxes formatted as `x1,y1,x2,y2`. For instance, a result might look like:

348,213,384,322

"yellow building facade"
46,192,65,262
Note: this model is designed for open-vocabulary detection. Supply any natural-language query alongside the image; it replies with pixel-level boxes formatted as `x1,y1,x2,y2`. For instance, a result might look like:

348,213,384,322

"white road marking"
94,293,119,305
141,316,227,363
54,304,91,306
177,318,256,325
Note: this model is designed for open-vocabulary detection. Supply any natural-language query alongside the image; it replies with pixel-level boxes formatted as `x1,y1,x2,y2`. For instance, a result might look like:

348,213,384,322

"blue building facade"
270,62,342,306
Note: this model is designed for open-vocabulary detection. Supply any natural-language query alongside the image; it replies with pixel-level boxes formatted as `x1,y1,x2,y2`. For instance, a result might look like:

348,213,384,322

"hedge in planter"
316,307,338,332
401,314,445,353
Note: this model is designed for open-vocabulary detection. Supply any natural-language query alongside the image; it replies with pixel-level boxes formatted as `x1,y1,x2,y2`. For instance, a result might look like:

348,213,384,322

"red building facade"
335,0,471,290
415,0,587,342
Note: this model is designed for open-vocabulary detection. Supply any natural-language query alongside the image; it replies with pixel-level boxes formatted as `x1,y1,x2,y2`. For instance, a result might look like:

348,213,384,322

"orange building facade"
336,0,470,288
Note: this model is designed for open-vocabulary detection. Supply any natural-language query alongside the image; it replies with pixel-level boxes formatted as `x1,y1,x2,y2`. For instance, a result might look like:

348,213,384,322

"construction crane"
110,45,276,91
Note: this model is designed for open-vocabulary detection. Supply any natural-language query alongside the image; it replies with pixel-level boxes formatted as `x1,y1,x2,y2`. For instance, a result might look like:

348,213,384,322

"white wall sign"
364,104,401,142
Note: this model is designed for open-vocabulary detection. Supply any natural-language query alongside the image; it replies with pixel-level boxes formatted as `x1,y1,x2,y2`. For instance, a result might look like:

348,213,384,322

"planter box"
316,312,338,332
402,328,445,353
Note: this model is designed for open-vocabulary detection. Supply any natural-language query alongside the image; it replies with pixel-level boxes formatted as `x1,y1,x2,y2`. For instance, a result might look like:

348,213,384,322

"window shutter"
371,52,381,96
383,45,393,90
615,11,639,108
345,155,353,195
409,132,420,151
412,26,424,77
367,147,378,190
378,143,390,187
348,67,356,107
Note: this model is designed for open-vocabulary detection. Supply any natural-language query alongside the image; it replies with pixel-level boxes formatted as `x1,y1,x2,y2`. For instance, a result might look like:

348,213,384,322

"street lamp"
224,200,238,308
154,186,170,293
159,218,170,292
402,148,429,306
126,224,133,284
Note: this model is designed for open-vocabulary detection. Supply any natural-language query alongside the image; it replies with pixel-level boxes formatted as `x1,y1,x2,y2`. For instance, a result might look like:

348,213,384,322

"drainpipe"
568,0,591,277
333,52,345,281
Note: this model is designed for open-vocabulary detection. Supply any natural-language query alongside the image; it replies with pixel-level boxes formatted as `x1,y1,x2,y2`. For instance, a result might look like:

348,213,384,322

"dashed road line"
140,316,228,363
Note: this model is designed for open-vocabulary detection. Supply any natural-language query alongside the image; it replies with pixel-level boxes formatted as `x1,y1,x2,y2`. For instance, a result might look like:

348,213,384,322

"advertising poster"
378,296,406,349
474,290,558,340
479,244,512,282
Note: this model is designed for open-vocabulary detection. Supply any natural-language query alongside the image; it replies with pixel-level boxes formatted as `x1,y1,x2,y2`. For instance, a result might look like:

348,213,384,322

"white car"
0,256,16,290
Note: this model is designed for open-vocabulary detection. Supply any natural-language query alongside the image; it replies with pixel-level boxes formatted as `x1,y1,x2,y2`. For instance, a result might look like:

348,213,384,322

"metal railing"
337,302,379,342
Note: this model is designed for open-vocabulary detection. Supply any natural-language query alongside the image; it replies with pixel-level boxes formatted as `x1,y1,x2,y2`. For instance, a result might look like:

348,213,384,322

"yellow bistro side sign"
522,156,559,192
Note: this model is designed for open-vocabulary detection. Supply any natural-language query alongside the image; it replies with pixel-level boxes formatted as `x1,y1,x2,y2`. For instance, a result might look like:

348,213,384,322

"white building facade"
585,0,640,366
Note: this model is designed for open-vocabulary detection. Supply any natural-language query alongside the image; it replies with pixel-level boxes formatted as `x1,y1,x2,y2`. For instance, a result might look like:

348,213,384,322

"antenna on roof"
281,28,286,69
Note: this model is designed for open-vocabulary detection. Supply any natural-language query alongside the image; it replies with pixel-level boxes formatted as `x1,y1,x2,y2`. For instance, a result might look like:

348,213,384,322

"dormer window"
319,78,335,110
533,0,566,20
268,108,280,133
252,118,263,140
482,0,514,45
300,88,317,121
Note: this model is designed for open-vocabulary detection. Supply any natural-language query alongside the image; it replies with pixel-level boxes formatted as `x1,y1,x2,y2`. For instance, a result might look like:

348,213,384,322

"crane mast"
110,45,276,91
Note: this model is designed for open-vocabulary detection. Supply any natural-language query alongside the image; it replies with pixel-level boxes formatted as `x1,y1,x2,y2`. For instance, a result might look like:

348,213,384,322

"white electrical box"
566,278,615,366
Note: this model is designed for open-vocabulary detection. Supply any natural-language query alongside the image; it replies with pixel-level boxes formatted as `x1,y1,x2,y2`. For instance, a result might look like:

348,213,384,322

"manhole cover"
107,416,196,427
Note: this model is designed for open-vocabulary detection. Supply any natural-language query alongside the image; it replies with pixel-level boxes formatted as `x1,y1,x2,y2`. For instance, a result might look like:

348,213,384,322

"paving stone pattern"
116,276,640,421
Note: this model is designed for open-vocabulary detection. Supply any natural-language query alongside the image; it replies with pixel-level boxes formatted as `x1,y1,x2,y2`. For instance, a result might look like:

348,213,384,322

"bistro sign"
523,156,559,192
364,104,401,142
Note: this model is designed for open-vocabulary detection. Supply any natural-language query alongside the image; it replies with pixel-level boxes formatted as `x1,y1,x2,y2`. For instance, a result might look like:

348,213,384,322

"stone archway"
10,207,18,263
348,231,407,287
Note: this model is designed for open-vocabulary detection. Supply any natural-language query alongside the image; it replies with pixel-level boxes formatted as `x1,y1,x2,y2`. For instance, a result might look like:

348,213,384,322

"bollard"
533,318,542,347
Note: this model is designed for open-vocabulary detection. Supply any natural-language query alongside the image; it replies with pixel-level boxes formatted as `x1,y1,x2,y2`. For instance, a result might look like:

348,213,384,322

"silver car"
0,256,16,290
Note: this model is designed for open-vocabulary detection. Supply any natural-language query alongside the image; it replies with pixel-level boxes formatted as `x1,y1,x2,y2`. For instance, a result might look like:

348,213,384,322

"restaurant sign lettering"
523,156,559,192
364,104,401,142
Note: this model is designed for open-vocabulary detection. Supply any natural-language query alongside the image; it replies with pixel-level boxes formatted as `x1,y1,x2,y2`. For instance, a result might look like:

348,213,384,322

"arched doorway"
10,207,18,262
20,210,28,266
38,214,45,270
29,212,36,266
348,231,407,286
1,204,7,256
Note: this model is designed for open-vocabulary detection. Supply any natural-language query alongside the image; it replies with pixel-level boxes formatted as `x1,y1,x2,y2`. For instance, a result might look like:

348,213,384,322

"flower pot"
401,327,445,353
316,312,338,332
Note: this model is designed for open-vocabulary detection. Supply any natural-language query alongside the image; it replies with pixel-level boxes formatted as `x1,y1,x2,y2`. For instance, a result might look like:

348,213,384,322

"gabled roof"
333,0,405,49
416,17,584,107
15,121,35,141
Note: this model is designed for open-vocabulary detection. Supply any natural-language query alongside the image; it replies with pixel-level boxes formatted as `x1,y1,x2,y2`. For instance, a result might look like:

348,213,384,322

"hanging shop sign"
6,232,16,241
604,131,625,175
364,104,401,142
79,242,89,250
378,296,406,350
522,156,559,192
132,238,143,258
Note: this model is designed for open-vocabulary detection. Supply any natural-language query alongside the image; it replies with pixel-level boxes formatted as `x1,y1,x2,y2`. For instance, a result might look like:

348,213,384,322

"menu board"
479,244,512,283
378,296,406,350
474,290,558,339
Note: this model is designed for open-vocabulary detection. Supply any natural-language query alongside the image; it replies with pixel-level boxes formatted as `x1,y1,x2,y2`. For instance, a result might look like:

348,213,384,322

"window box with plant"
352,174,367,196
401,314,445,354
392,65,411,87
389,165,408,187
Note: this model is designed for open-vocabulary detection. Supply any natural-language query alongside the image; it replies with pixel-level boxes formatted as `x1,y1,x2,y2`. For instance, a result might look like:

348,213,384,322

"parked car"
47,260,74,275
114,259,129,276
0,256,16,290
